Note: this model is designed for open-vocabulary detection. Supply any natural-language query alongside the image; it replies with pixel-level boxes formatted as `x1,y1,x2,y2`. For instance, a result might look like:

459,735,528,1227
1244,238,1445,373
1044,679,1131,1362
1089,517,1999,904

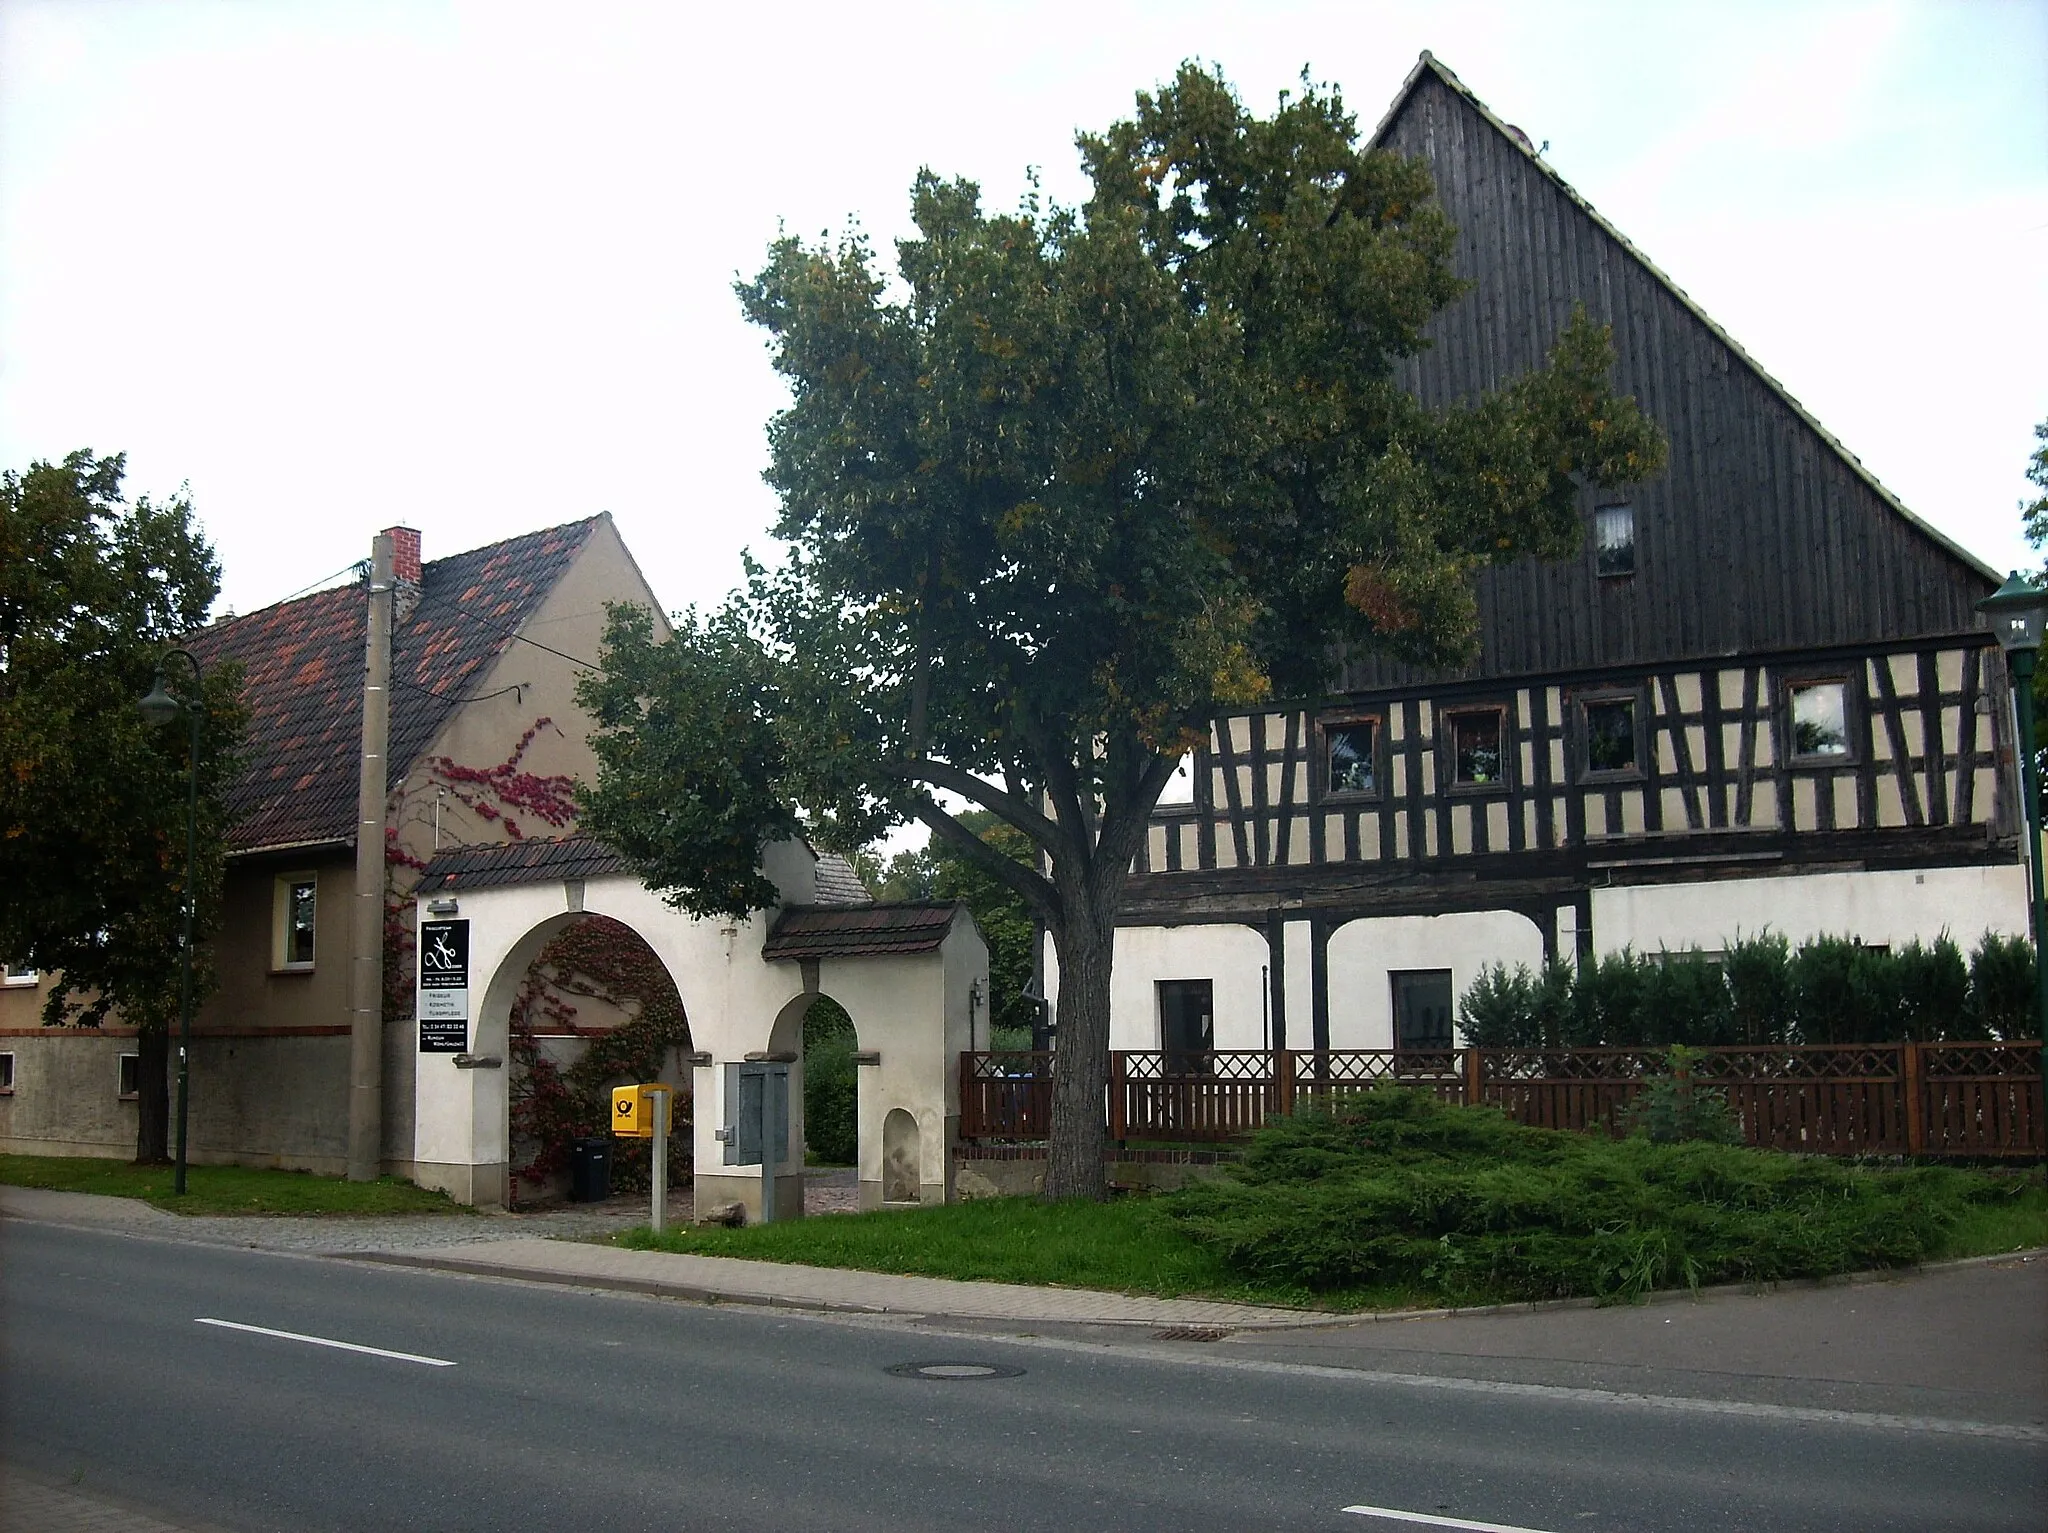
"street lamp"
138,648,203,1196
1977,570,2048,1148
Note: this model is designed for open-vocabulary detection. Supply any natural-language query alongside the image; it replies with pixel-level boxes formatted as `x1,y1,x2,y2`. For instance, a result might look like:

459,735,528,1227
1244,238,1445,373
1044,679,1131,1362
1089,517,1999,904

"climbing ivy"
508,915,692,1195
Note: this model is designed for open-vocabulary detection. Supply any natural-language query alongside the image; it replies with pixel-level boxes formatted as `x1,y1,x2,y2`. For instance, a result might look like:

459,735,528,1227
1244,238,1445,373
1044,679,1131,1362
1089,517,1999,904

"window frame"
1441,704,1513,794
1576,688,1646,782
272,871,319,972
1782,675,1858,767
1153,748,1200,814
117,1052,139,1100
2,963,38,987
0,1052,14,1093
1316,711,1385,803
1156,978,1216,1074
1594,502,1637,579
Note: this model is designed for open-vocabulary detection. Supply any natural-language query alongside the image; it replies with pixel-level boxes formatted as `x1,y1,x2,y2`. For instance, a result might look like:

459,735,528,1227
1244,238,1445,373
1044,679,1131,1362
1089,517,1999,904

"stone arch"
882,1108,921,1204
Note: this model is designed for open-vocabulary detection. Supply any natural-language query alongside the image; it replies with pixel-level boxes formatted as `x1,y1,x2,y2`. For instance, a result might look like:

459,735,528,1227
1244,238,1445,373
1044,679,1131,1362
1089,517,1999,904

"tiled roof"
416,835,629,893
188,518,601,853
762,904,962,961
812,852,874,907
417,839,880,909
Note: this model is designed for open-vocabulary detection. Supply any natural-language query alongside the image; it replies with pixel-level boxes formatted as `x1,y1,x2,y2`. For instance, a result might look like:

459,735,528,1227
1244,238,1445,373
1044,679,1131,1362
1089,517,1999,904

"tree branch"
910,796,1061,925
894,756,1064,850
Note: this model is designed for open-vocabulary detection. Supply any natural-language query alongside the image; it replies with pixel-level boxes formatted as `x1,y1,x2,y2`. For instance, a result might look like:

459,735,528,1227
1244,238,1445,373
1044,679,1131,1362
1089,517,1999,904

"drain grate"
1152,1326,1232,1342
885,1361,1026,1381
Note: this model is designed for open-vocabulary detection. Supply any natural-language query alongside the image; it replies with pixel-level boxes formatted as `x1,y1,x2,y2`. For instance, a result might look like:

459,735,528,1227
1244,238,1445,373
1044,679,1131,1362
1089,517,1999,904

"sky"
2,0,2045,626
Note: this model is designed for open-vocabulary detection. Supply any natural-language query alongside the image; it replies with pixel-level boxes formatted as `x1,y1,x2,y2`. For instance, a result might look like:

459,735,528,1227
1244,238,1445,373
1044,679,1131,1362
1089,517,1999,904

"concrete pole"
347,534,395,1182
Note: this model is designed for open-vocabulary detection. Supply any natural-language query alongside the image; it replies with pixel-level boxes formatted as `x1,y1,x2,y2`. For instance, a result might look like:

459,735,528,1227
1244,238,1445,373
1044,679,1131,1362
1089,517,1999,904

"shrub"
1161,1087,2011,1304
803,997,858,1166
1896,936,1970,1041
1623,1045,1742,1144
1724,931,1794,1044
1639,949,1733,1045
1790,934,1862,1043
1458,962,1537,1048
1968,932,2035,1041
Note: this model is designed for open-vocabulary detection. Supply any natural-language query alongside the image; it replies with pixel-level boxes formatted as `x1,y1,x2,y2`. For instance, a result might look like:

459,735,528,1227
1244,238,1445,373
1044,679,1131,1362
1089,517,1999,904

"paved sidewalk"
0,1474,219,1533
353,1236,1336,1327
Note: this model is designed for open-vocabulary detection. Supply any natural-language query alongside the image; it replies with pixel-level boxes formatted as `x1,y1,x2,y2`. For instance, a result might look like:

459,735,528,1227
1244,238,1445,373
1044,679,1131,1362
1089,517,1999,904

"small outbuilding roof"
762,904,963,961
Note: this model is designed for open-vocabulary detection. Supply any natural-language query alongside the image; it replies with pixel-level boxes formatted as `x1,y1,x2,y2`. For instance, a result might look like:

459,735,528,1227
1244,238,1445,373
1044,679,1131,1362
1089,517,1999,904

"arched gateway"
407,836,987,1218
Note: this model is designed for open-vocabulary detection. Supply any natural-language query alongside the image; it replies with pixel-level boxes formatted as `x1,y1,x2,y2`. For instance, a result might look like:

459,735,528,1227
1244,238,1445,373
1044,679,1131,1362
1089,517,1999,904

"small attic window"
1596,505,1636,578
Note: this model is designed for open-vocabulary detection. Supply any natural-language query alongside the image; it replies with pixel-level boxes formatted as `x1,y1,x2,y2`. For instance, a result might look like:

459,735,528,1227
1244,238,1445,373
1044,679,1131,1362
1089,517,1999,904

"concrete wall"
0,1030,349,1171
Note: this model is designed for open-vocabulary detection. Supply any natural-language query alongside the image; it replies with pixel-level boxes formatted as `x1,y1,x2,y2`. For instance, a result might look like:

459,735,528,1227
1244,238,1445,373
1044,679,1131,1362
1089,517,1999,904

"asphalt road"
3,1221,2042,1533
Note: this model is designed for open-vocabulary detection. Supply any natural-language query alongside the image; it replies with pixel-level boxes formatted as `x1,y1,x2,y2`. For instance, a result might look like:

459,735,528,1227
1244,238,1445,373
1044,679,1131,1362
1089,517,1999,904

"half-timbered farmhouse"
1074,54,2028,1059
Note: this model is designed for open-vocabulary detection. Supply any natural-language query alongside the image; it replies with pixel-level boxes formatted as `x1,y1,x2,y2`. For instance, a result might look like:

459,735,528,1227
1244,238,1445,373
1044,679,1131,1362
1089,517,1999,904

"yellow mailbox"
611,1083,661,1138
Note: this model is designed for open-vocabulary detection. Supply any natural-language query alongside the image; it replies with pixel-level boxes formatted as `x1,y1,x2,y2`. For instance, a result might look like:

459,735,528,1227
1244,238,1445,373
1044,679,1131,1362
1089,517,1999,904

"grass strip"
0,1153,463,1216
618,1091,2046,1311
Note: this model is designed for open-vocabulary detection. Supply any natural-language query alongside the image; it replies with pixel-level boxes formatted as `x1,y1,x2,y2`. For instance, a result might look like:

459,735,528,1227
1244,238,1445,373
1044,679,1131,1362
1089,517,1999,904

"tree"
579,65,1664,1198
0,451,244,1163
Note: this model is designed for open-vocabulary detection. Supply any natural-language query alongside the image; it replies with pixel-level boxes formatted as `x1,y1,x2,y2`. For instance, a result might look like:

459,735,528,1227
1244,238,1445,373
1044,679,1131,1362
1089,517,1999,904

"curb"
333,1241,2047,1332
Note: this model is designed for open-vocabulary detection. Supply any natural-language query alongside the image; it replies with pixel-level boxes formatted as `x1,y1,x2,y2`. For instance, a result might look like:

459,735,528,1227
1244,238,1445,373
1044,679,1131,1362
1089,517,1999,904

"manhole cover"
885,1361,1025,1381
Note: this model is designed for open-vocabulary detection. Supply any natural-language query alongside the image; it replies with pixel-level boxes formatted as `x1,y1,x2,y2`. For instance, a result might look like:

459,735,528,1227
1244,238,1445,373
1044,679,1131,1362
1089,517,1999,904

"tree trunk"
1043,908,1114,1201
134,1023,171,1165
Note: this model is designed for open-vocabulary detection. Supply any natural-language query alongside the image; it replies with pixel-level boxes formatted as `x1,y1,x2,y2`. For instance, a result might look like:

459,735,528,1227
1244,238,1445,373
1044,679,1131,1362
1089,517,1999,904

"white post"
650,1087,670,1236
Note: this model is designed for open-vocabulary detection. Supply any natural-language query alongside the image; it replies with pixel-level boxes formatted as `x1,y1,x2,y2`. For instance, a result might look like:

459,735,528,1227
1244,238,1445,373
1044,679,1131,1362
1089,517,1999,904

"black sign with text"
417,918,470,1053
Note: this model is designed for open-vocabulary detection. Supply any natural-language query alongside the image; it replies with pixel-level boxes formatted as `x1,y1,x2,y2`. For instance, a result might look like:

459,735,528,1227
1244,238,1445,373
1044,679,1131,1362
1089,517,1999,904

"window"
1447,708,1507,788
1789,681,1850,759
1157,980,1214,1074
118,1053,139,1099
0,1053,14,1092
2,963,37,987
1583,697,1638,775
1324,717,1379,797
1596,504,1635,577
273,874,317,970
1391,970,1455,1050
1157,753,1196,808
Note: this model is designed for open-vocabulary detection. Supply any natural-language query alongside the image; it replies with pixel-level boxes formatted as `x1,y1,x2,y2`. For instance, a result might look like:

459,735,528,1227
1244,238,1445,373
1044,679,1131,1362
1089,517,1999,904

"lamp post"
138,648,203,1196
1976,571,2048,1148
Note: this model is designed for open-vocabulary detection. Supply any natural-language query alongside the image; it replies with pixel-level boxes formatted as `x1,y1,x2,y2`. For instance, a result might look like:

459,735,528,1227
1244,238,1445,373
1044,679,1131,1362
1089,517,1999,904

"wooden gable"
1339,56,1999,692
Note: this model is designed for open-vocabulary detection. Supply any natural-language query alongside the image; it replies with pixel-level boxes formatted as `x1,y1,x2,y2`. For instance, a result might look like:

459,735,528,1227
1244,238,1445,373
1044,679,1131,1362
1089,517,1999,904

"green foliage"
509,916,693,1194
1623,1046,1742,1144
803,996,858,1166
0,450,246,1037
2022,416,2048,554
1724,931,1796,1044
1461,930,2019,1047
582,65,1664,1196
1967,932,2036,1041
1162,1088,2023,1303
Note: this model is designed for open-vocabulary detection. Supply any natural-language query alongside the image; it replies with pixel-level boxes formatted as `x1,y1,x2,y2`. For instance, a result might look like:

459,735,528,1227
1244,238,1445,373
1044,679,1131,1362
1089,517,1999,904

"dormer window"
1596,504,1636,578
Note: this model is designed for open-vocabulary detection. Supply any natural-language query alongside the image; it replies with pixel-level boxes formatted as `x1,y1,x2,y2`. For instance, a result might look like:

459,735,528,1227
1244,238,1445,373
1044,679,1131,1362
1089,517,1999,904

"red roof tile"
189,518,600,853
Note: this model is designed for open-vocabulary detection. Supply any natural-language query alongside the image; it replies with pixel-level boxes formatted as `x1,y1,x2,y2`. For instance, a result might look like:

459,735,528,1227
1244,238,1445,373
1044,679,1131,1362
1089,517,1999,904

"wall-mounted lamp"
427,896,460,916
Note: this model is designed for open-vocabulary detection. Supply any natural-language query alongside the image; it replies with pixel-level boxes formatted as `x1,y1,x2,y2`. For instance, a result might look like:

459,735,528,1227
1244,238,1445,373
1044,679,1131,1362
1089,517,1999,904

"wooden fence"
958,1042,2045,1158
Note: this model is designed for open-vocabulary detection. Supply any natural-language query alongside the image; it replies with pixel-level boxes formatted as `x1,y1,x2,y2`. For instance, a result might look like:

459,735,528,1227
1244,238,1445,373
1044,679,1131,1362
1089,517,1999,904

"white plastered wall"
1047,924,1272,1050
1325,911,1546,1049
1590,864,2029,955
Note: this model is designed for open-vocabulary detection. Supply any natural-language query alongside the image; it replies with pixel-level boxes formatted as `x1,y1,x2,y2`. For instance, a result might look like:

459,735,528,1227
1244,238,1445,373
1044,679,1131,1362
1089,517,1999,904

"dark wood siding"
1340,72,1996,693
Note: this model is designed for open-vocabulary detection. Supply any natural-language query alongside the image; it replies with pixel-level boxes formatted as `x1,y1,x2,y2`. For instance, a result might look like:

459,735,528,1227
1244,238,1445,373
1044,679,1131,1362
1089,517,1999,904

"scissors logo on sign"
423,929,462,973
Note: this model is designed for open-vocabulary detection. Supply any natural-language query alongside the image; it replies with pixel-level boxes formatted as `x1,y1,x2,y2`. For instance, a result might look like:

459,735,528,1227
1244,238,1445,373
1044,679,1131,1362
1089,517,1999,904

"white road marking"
195,1318,456,1367
1343,1507,1556,1532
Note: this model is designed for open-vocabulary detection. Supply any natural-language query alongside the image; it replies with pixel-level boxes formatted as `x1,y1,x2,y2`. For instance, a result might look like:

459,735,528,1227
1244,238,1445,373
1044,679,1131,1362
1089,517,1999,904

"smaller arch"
881,1108,921,1204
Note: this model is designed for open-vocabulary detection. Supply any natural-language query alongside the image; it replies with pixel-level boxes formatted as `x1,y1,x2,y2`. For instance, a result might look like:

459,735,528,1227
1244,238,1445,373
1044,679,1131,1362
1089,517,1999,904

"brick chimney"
384,526,422,625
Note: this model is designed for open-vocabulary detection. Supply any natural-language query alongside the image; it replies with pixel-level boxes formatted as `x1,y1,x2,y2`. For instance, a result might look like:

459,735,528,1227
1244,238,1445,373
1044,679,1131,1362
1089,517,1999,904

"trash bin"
568,1137,612,1203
